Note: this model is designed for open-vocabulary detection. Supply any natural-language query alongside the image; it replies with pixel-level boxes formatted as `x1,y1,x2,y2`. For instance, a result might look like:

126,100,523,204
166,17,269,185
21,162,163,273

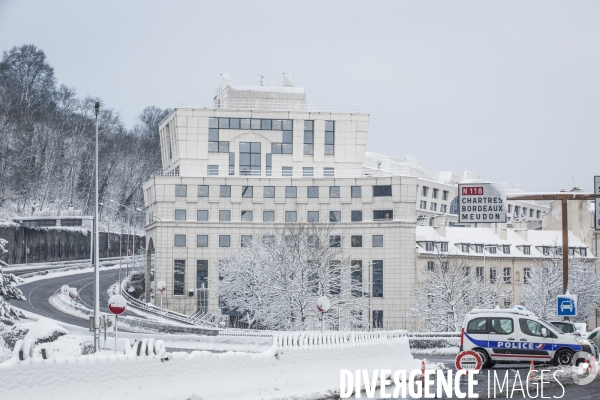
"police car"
460,308,595,368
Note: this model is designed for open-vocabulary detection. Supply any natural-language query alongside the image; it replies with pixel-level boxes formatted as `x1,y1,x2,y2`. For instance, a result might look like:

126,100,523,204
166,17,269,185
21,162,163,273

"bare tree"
216,222,370,331
0,238,25,323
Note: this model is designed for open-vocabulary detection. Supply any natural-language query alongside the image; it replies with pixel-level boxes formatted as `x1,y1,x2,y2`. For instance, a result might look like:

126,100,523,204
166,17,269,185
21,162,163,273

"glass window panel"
209,129,219,141
175,209,186,220
251,119,261,129
208,142,219,152
330,211,341,222
351,210,363,222
329,235,341,247
219,210,231,221
242,186,253,198
282,143,293,153
282,166,292,176
218,118,229,129
208,118,218,128
196,260,208,289
307,211,319,222
250,154,261,166
304,120,313,130
266,153,272,167
174,260,185,295
174,234,186,247
263,186,275,198
324,167,334,177
325,121,334,131
197,210,208,221
207,165,218,176
324,144,334,155
373,210,393,220
250,142,260,153
308,186,319,198
303,144,314,155
229,118,240,129
285,186,297,198
219,235,230,247
351,235,363,247
304,131,314,144
282,120,292,130
373,235,383,247
220,185,231,197
325,131,334,145
239,142,251,153
303,167,313,177
175,185,187,197
241,235,252,247
261,119,272,130
372,260,383,297
219,141,229,153
282,131,293,143
263,211,275,222
241,210,253,221
240,118,250,129
285,211,297,222
271,143,282,154
329,186,340,198
373,185,392,197
351,186,362,198
197,235,208,247
272,120,282,130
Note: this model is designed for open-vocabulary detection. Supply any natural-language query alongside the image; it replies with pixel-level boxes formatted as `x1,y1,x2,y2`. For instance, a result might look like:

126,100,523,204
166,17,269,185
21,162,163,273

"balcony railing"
151,167,400,179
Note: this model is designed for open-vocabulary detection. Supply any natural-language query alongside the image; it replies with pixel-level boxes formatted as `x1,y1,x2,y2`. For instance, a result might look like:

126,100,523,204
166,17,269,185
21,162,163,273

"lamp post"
99,202,125,294
93,101,100,353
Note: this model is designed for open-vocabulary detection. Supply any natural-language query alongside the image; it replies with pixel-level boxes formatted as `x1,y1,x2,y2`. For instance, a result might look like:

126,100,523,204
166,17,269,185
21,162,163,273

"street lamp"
99,202,125,294
93,101,100,353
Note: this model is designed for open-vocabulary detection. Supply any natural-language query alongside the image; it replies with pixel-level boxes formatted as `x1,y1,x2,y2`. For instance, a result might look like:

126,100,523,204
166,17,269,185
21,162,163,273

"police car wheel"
555,348,574,366
474,348,491,368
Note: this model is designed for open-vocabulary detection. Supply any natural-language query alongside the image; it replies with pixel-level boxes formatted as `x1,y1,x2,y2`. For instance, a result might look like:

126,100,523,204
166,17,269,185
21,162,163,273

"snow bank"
0,331,417,400
23,318,67,343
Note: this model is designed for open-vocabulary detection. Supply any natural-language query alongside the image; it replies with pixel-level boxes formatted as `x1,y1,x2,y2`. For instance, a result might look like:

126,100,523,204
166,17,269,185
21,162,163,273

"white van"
461,308,595,368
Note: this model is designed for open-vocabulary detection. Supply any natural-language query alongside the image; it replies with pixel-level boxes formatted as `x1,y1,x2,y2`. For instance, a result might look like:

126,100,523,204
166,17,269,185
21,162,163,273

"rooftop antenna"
257,73,264,86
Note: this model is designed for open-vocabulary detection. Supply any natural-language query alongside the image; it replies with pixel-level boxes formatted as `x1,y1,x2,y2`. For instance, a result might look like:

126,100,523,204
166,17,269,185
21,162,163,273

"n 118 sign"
458,182,507,223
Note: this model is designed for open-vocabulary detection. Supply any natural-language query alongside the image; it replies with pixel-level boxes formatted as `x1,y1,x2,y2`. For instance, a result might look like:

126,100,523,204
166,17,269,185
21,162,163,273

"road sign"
156,281,167,293
557,295,577,317
455,350,482,371
594,176,600,196
68,287,77,299
458,182,507,223
595,197,600,231
108,294,126,315
316,296,330,313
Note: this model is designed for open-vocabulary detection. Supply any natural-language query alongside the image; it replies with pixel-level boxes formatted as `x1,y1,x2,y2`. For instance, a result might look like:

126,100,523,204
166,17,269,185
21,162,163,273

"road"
9,268,141,329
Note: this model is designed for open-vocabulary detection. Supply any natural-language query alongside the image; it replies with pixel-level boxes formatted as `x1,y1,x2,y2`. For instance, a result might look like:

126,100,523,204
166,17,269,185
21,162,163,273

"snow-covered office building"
142,75,418,327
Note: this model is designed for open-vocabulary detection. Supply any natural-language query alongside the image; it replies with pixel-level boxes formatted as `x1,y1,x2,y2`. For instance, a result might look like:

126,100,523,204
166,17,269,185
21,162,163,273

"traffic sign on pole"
595,197,600,231
594,176,600,196
557,295,577,317
458,182,507,223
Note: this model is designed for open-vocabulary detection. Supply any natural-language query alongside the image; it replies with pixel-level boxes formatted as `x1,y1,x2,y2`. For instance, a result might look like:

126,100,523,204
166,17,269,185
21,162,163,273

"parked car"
548,320,580,336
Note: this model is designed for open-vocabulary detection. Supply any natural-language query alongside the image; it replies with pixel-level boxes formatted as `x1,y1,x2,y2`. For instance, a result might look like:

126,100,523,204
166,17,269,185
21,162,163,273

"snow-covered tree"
216,222,370,331
408,254,509,332
0,238,25,323
523,250,600,322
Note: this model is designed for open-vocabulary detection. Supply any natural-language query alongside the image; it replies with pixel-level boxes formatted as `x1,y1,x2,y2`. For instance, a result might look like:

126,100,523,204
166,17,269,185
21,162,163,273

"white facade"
143,76,418,327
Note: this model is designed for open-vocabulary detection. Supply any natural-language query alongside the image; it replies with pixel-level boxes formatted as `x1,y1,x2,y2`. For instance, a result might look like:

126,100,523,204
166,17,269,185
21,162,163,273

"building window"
263,235,275,245
568,247,575,256
372,235,383,247
208,121,229,153
174,234,186,247
422,186,429,197
282,166,293,177
420,200,427,209
441,262,448,272
508,204,512,213
462,244,470,253
285,211,297,222
175,185,187,197
523,245,531,255
351,260,363,297
536,210,541,218
241,186,253,198
197,235,208,247
372,260,383,298
220,185,231,197
307,211,319,222
476,267,484,281
263,211,275,222
241,235,252,247
197,185,209,197
308,186,319,198
325,120,335,155
175,209,186,221
241,210,253,221
207,165,218,176
303,120,314,155
308,235,320,248
490,268,498,283
373,310,383,328
329,235,341,247
488,246,497,254
440,204,447,213
430,202,437,211
197,210,208,221
425,242,434,251
329,186,340,198
440,242,448,252
476,244,483,253
174,260,185,295
239,142,261,176
228,152,235,175
581,248,587,257
302,167,314,177
351,235,362,247
530,209,534,218
285,186,297,198
514,205,521,218
219,235,230,247
351,186,362,198
196,260,208,291
373,185,392,197
442,190,449,201
503,267,511,283
463,266,470,277
373,210,393,220
427,261,435,272
219,210,231,221
503,245,511,254
322,168,334,178
263,186,275,198
351,210,362,222
524,268,531,284
266,153,272,176
432,188,439,199
330,211,341,222
271,124,293,154
542,246,549,255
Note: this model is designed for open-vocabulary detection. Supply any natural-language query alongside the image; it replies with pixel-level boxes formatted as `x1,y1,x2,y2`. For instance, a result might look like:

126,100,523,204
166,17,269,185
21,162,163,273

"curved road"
9,268,141,329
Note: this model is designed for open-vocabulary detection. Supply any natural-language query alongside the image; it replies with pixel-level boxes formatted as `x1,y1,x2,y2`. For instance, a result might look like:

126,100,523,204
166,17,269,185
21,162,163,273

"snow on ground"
411,346,460,356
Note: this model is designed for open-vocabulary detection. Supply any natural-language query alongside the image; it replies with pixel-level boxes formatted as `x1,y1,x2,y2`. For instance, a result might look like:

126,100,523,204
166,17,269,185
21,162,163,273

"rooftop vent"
220,73,230,87
283,72,293,86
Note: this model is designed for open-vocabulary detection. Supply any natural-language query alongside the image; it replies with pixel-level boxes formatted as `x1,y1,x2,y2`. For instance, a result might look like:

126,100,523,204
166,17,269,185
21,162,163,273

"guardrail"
15,257,127,279
407,332,460,338
273,330,407,350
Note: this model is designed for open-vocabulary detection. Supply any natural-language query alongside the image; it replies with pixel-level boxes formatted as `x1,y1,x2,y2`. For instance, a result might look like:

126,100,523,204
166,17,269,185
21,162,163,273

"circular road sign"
156,281,167,293
316,296,331,313
455,350,483,371
61,285,70,294
108,294,127,315
68,287,77,299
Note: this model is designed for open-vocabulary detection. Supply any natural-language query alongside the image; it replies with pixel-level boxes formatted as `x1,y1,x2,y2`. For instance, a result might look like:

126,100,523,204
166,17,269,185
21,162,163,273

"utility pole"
93,101,100,353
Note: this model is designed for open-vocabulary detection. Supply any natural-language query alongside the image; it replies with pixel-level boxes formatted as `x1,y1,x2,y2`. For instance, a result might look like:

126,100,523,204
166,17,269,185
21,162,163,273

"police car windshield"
541,320,564,335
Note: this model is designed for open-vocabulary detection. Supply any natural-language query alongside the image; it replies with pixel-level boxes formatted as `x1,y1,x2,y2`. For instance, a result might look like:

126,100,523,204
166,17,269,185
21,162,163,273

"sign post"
316,296,330,333
156,281,167,309
595,176,600,231
108,294,126,354
557,294,577,318
458,183,507,224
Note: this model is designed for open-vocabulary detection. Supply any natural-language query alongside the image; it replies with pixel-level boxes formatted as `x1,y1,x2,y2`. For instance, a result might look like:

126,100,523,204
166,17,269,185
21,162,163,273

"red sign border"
455,350,483,371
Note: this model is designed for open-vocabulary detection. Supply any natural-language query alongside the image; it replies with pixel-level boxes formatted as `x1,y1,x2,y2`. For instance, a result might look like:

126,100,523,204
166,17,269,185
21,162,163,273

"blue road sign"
557,295,577,317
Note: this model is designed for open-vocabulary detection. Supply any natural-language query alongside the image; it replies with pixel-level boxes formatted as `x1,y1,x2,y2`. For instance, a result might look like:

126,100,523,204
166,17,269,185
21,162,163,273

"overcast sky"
1,1,598,192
